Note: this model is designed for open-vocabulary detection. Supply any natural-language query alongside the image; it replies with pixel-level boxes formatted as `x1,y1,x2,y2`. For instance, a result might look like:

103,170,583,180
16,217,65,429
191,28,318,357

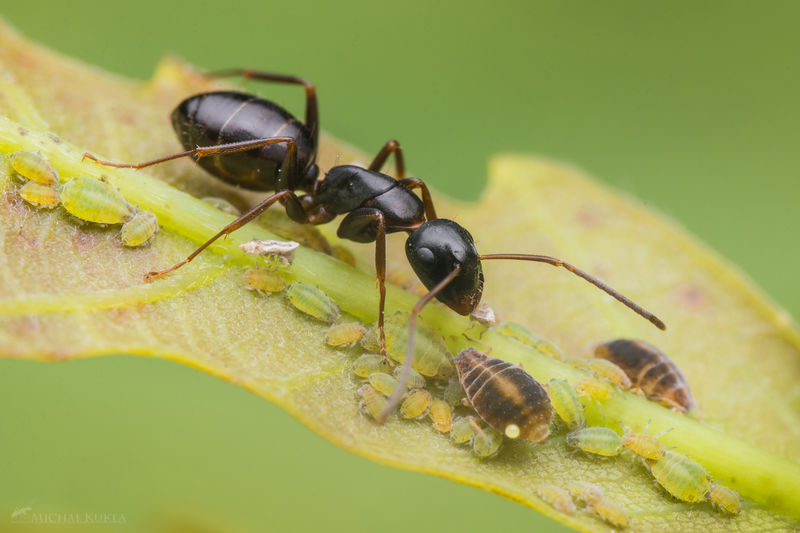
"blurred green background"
1,1,798,532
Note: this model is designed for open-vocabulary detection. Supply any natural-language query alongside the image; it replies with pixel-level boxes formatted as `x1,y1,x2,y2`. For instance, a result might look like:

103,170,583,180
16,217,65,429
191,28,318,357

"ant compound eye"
416,246,435,265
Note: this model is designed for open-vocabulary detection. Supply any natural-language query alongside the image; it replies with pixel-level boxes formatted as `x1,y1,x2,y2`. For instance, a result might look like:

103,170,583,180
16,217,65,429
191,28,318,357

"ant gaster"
84,69,666,423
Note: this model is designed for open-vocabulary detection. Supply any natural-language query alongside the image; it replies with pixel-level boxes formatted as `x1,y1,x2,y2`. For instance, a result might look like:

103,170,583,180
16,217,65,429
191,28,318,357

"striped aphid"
455,348,552,442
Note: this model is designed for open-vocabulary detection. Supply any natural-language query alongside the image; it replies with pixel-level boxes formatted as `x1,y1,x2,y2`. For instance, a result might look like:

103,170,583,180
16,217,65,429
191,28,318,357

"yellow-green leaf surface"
1,22,799,532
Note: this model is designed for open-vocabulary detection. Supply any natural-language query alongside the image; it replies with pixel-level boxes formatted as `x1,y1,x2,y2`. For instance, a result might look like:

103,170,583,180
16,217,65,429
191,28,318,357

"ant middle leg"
368,139,405,179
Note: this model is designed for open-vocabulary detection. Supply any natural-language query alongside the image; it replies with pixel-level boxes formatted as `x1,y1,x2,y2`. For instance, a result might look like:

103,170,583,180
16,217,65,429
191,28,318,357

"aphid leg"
206,69,319,147
368,139,406,179
145,188,309,281
468,416,489,443
479,254,666,331
377,265,462,423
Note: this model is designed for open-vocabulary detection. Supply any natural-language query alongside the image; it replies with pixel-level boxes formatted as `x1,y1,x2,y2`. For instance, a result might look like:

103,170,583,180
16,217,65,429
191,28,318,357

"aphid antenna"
479,254,666,331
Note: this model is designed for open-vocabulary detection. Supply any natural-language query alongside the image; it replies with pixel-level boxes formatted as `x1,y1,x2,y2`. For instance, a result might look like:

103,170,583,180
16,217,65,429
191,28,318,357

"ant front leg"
368,139,406,179
206,69,319,148
378,265,462,423
337,208,389,357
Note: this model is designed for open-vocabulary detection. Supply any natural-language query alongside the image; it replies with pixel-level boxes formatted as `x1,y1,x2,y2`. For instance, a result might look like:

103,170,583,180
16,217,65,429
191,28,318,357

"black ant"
84,69,665,423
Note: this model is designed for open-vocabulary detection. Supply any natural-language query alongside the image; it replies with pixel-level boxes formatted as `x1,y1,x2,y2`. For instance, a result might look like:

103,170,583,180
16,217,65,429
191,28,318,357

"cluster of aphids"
543,339,741,522
248,267,743,524
2,151,159,246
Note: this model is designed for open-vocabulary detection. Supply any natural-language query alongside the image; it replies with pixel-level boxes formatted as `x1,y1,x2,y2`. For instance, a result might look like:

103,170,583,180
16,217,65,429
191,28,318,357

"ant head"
406,219,484,315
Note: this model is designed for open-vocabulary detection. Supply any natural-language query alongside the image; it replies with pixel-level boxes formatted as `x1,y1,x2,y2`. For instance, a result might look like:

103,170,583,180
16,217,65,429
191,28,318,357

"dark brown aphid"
594,339,695,412
454,348,552,442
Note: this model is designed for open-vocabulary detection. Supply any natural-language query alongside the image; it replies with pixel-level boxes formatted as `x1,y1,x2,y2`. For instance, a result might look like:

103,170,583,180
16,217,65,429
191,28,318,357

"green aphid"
120,210,158,246
471,426,503,458
360,311,453,378
548,378,585,430
429,399,452,433
567,481,604,507
392,365,426,389
9,150,59,186
646,450,711,503
450,416,479,445
442,379,465,407
494,321,564,360
590,496,628,528
368,372,398,396
19,181,59,208
60,176,135,224
536,485,576,515
568,357,632,389
566,427,623,457
285,282,340,323
399,389,432,419
243,268,286,294
708,482,740,515
324,322,367,347
359,384,388,421
620,423,668,460
351,354,393,378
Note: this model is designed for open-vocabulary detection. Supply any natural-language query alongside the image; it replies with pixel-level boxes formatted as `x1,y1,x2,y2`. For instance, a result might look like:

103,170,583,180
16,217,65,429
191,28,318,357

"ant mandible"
84,69,665,423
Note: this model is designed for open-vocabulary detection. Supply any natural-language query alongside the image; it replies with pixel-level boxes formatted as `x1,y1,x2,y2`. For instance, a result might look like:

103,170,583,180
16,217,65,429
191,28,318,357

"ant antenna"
479,254,666,331
378,265,462,423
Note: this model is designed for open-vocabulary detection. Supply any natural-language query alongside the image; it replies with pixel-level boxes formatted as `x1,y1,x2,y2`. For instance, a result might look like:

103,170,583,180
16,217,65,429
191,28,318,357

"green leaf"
1,22,798,532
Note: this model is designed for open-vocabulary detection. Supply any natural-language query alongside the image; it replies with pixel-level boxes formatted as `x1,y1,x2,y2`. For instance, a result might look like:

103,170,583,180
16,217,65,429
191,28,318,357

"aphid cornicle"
595,339,695,412
455,348,552,443
646,450,710,503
